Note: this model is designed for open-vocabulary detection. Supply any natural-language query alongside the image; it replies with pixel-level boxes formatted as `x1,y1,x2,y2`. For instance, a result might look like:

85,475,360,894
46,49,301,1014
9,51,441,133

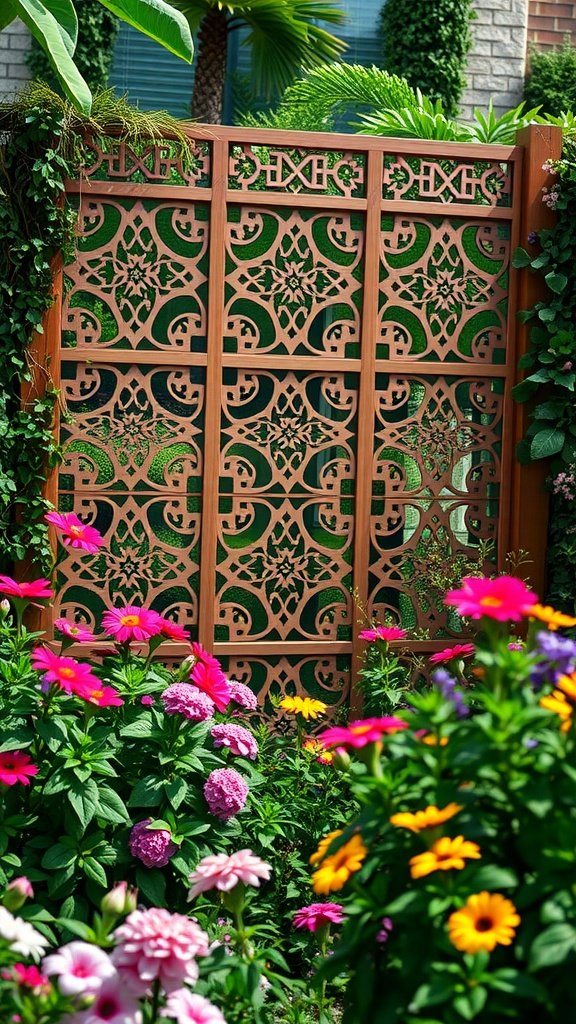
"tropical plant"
0,0,193,114
169,0,346,124
379,0,474,117
525,38,576,117
27,0,119,94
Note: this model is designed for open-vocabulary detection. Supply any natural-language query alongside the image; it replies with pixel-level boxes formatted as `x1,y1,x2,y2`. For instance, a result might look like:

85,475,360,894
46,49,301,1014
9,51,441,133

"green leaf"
99,0,193,61
128,775,164,807
530,427,565,460
41,844,77,870
136,866,166,905
120,719,154,739
512,379,538,403
55,918,96,942
83,856,107,888
545,271,568,294
12,0,92,113
39,0,78,53
96,786,130,825
529,923,576,970
67,777,98,829
35,718,68,751
0,1,16,31
453,987,487,1019
468,865,518,889
538,307,557,322
512,247,531,268
165,777,188,810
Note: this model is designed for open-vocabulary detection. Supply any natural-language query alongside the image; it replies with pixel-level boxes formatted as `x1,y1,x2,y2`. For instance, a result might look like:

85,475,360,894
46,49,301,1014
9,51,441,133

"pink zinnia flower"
293,903,344,932
211,724,258,760
130,819,176,868
445,575,538,622
358,626,407,642
159,618,189,643
0,751,39,786
0,575,53,600
45,510,105,554
43,941,116,996
55,618,96,643
77,684,124,708
429,643,475,665
204,768,249,821
102,605,164,643
188,849,271,899
112,908,210,993
318,716,407,751
161,683,215,722
162,989,227,1024
190,649,230,713
141,695,154,706
31,647,101,694
74,975,143,1023
10,963,50,992
228,679,258,710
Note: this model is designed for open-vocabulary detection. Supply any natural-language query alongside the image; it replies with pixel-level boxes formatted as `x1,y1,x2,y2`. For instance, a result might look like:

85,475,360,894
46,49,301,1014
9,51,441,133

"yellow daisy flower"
409,835,481,879
303,739,333,765
528,603,576,631
312,834,367,895
540,673,576,732
390,802,463,833
421,734,449,747
279,695,327,720
448,891,520,954
309,829,343,866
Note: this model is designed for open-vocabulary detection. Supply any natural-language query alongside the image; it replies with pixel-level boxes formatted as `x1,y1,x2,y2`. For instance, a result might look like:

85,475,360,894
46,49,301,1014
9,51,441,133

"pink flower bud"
140,695,154,706
3,877,33,911
563,361,573,371
101,881,138,917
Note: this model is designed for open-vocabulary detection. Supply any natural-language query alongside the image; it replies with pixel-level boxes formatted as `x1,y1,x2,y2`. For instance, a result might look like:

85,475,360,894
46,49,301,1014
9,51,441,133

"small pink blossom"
162,989,227,1024
188,850,271,899
445,575,538,622
429,643,475,665
55,619,96,643
102,605,164,643
159,618,189,643
140,695,154,706
318,716,407,751
43,941,116,996
9,963,50,992
293,903,344,932
112,908,210,993
358,626,407,642
0,576,53,601
161,683,215,722
31,647,101,694
0,752,39,787
227,679,258,710
376,917,393,943
211,724,258,760
204,768,249,821
129,820,176,868
45,511,105,554
70,975,143,1023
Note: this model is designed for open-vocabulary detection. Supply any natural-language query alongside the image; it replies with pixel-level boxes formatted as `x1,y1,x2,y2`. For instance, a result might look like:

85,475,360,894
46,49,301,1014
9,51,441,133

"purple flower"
376,917,393,943
531,630,576,689
432,669,469,718
161,683,215,721
204,768,249,821
211,723,259,760
228,679,258,711
527,230,538,245
523,737,539,750
129,819,176,868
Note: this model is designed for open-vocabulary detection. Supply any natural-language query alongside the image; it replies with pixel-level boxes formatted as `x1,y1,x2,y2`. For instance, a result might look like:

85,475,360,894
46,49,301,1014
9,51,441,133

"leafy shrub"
379,0,474,117
525,39,576,117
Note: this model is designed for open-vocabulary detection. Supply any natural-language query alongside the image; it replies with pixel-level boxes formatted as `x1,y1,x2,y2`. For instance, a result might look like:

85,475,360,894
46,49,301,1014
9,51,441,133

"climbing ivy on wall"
26,0,119,93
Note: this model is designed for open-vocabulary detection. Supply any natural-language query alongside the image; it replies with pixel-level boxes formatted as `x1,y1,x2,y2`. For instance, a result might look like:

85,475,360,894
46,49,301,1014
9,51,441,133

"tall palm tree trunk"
191,5,229,124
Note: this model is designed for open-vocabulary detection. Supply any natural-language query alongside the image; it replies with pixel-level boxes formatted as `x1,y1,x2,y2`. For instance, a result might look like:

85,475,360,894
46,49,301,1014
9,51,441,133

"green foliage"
27,0,119,93
379,0,474,118
525,39,576,117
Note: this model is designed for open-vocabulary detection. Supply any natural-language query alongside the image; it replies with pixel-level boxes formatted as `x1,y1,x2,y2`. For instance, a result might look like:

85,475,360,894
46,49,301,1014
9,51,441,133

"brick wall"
461,0,529,119
0,19,31,99
528,0,576,48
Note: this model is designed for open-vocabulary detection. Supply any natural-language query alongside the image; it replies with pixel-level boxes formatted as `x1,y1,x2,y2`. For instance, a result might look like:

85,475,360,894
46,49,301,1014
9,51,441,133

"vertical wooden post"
509,124,563,596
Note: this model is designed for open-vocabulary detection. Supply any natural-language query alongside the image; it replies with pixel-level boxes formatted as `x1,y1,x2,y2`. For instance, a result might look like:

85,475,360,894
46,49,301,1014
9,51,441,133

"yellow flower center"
120,614,140,627
91,690,103,700
351,725,372,736
68,525,83,536
60,667,76,679
479,596,502,608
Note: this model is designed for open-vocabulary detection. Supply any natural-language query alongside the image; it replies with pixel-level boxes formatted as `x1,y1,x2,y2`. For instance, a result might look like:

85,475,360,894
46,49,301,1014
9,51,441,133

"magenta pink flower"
161,683,215,722
159,618,189,643
140,695,154,706
204,768,249,821
228,679,258,710
102,605,164,643
211,724,258,760
112,907,210,993
55,618,95,643
188,850,271,899
445,575,538,622
318,716,407,751
75,975,143,1023
77,683,124,708
162,989,227,1024
0,751,39,786
293,903,344,932
43,941,115,996
0,575,53,601
358,626,407,642
31,647,101,694
429,643,475,665
189,647,230,713
45,510,105,554
9,963,49,991
129,820,176,868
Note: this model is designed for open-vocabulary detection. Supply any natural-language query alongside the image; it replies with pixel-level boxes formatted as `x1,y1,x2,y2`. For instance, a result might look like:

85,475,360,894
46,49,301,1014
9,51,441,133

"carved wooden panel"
229,144,365,198
81,139,211,187
382,155,512,207
218,655,350,727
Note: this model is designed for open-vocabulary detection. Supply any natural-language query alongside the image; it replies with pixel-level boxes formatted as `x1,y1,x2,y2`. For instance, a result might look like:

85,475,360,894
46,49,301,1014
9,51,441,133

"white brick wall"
461,0,528,119
0,18,32,99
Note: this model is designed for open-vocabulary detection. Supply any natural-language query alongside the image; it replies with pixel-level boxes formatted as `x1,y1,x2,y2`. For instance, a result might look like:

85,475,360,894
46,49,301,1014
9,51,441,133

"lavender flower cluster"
432,669,469,719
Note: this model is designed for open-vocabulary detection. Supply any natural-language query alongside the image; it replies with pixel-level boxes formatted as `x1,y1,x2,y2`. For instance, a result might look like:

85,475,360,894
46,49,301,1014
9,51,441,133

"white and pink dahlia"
161,989,226,1024
188,850,271,900
43,940,116,996
112,908,210,993
210,724,258,760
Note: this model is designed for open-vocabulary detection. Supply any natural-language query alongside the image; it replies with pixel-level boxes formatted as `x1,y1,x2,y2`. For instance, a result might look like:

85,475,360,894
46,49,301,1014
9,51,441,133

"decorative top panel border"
228,144,366,198
80,139,211,188
383,155,512,207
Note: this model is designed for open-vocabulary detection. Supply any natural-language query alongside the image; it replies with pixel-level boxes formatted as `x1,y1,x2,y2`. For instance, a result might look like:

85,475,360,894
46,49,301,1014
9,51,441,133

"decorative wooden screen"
48,126,530,717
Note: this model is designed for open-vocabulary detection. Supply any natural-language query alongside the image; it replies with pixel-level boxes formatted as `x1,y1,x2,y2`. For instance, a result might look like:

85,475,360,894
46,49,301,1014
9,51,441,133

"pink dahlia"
228,679,258,711
31,647,100,694
43,940,116,996
0,575,53,601
358,626,407,642
162,989,227,1024
161,684,215,722
318,716,407,750
102,605,164,643
55,618,95,643
204,768,249,821
293,903,344,932
211,724,258,760
0,751,39,786
445,575,538,623
129,820,176,868
45,510,105,554
429,643,475,665
190,651,230,713
188,850,271,899
112,907,210,993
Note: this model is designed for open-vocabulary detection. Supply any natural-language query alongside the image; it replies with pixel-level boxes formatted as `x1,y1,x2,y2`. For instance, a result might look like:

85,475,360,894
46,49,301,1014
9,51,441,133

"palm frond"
286,63,416,120
468,100,543,144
